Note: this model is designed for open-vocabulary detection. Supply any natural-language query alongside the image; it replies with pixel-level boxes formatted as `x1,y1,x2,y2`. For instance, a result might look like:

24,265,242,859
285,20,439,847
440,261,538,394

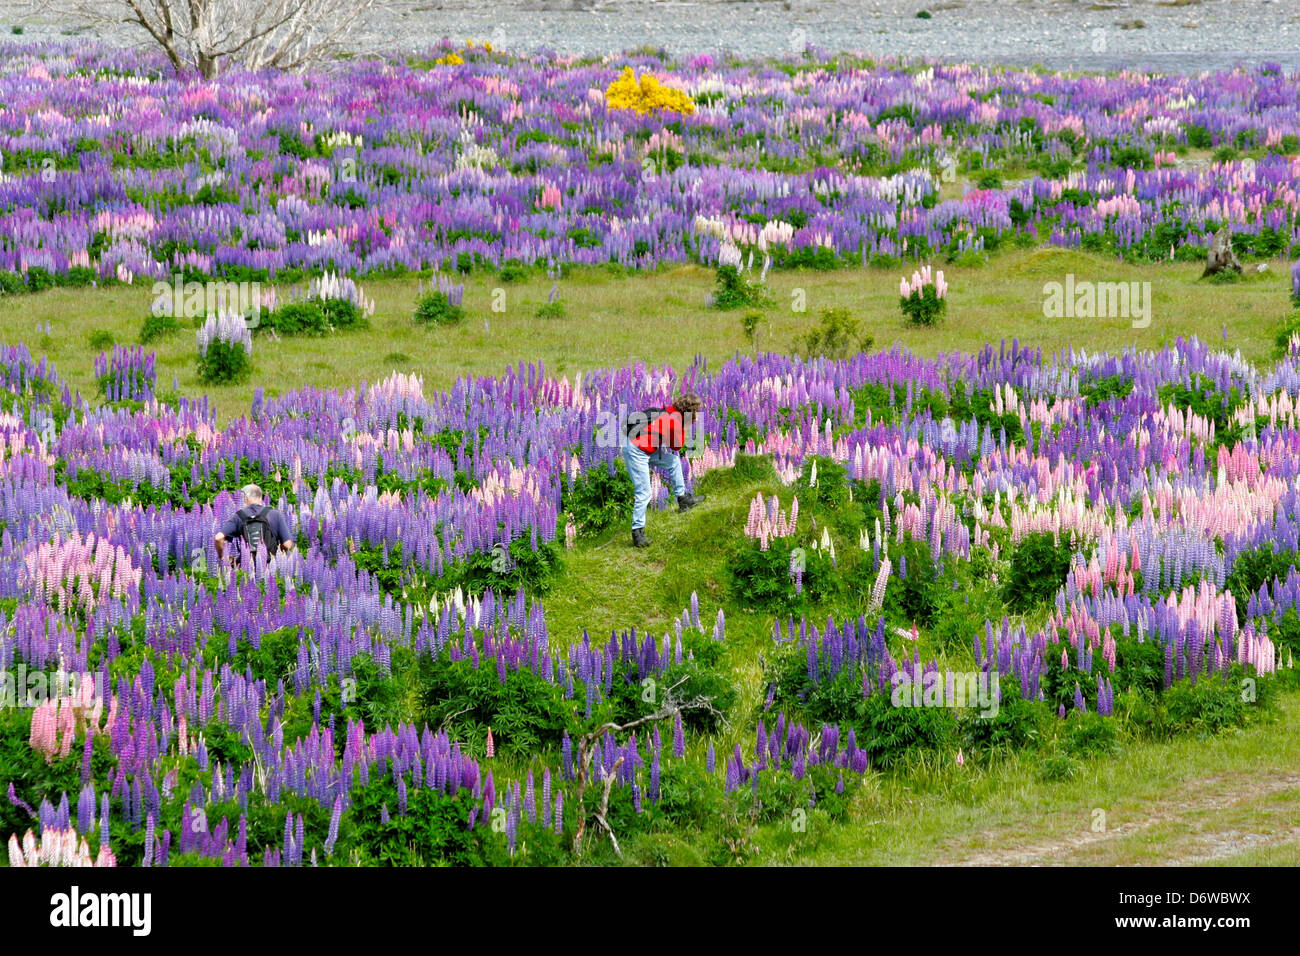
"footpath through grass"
542,470,1300,867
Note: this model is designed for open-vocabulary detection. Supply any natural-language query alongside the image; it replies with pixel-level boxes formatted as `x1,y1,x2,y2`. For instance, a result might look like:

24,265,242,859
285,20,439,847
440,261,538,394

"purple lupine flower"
324,795,342,856
672,712,685,759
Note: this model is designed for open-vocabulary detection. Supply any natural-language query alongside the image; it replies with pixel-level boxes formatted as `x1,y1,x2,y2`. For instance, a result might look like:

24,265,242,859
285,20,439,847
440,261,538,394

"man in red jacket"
622,392,706,547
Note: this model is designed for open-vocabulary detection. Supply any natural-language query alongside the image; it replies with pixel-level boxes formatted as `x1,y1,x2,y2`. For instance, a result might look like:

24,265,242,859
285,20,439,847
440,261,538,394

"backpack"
625,407,666,442
239,505,280,555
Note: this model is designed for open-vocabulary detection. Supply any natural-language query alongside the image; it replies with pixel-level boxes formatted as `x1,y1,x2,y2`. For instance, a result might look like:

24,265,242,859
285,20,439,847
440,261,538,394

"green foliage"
433,537,565,598
562,458,634,535
795,455,850,510
535,300,567,319
1003,531,1073,613
87,329,115,350
879,537,948,628
604,632,736,734
1225,543,1300,621
712,265,770,310
899,285,946,326
196,338,251,385
946,381,1025,449
1079,374,1135,406
961,680,1045,757
740,310,761,347
1161,668,1271,737
1061,710,1119,759
857,688,958,768
1266,608,1300,659
139,312,181,345
797,307,873,360
419,653,576,758
497,261,531,283
263,302,329,336
1274,312,1300,357
726,536,836,613
348,778,493,866
413,290,466,326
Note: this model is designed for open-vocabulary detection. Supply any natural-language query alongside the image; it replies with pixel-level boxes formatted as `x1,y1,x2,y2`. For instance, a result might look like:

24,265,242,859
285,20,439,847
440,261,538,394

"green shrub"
795,455,851,510
535,300,566,319
961,680,1046,757
1161,668,1271,737
196,338,251,385
879,537,948,628
1003,531,1073,613
498,261,531,283
321,297,366,330
798,307,873,360
604,632,736,734
87,329,115,350
139,312,181,345
1062,710,1119,759
726,536,837,613
1079,374,1134,406
418,653,577,759
712,265,769,310
857,688,958,768
561,459,634,535
348,778,493,866
1225,543,1300,620
413,290,465,325
899,283,947,326
265,302,329,336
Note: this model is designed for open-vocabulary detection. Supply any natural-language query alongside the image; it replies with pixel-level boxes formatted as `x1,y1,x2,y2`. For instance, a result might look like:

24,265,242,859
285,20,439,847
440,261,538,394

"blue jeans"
623,442,685,530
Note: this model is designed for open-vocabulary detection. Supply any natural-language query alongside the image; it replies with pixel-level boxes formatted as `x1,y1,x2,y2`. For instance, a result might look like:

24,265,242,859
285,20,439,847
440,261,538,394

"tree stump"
1202,227,1242,277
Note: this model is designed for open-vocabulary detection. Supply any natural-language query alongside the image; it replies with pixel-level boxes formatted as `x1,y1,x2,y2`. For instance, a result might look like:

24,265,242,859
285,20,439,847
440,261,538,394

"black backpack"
625,406,666,441
239,505,280,555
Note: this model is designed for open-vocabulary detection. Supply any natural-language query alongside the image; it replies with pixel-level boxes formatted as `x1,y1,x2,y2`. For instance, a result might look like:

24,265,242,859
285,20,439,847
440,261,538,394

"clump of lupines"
95,346,156,403
195,311,252,384
898,265,948,325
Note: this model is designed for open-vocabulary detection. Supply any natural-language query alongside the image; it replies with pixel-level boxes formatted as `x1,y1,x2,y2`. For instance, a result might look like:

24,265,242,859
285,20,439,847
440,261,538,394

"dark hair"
676,392,703,414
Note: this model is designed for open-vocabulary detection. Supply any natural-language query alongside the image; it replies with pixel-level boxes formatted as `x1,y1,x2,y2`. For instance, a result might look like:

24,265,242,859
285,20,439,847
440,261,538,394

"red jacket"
630,404,686,454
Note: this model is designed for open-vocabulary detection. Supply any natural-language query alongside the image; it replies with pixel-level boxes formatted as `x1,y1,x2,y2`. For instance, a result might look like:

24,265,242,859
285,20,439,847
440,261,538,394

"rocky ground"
1,0,1298,71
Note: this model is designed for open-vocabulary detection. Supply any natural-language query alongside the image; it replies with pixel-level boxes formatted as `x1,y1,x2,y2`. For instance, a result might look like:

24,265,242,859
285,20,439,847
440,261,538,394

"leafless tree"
28,0,402,78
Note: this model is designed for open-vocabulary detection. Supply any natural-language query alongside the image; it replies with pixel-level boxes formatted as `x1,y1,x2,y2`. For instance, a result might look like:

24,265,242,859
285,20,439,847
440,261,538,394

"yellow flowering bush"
603,67,695,115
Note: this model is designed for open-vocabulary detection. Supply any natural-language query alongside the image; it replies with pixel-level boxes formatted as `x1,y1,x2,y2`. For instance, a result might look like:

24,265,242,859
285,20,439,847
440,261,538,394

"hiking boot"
677,492,706,512
632,528,651,548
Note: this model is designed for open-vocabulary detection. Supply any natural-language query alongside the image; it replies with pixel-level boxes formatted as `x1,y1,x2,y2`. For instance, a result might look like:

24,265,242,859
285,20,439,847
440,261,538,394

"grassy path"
542,475,1300,866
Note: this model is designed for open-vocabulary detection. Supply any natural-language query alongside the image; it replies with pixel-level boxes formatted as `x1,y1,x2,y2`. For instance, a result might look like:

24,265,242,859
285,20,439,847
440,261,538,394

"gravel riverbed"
2,0,1298,72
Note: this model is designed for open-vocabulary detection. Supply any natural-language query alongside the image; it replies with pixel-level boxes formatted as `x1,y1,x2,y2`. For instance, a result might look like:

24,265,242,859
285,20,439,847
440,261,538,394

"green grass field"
3,247,1291,426
5,248,1297,865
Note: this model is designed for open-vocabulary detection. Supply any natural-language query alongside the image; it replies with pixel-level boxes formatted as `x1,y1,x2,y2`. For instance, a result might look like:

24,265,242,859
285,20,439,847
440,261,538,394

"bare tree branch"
24,0,404,79
571,678,722,858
